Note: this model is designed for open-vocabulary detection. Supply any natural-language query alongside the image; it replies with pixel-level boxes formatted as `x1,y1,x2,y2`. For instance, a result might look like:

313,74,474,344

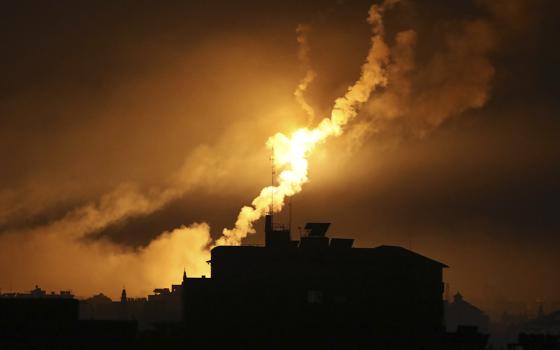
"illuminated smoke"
0,148,220,297
215,0,396,246
364,18,496,137
0,0,508,298
294,24,317,124
0,221,211,298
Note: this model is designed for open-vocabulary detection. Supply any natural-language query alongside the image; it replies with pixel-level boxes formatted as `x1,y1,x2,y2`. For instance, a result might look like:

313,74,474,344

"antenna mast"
270,148,275,218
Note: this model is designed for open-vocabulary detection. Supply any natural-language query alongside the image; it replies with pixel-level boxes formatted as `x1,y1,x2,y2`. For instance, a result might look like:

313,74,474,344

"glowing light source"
215,0,396,247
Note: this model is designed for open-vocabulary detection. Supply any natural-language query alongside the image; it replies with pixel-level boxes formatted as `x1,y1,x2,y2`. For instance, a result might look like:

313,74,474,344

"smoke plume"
294,24,317,124
0,148,220,296
0,0,511,299
215,0,396,246
0,221,211,297
364,12,496,137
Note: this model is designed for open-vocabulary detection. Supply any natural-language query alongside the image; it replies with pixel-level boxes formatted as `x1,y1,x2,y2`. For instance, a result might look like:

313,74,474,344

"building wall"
184,245,446,348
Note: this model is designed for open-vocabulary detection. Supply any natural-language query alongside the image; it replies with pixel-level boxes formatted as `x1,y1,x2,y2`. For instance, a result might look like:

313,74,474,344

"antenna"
270,148,275,217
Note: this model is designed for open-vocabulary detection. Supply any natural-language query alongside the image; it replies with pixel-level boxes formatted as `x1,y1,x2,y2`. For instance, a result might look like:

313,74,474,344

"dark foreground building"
183,214,453,349
0,287,137,349
0,216,488,349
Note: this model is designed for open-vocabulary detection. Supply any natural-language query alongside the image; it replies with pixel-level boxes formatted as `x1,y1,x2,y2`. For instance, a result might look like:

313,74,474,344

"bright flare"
215,0,396,246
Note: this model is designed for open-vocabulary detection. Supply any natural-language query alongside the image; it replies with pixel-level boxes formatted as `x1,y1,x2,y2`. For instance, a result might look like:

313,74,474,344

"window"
307,290,323,304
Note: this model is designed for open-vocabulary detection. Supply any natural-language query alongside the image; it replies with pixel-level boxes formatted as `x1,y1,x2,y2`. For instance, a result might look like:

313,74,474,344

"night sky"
1,0,559,316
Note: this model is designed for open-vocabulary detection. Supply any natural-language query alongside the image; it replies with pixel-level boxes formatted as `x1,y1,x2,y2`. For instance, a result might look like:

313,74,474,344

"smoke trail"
216,0,396,246
0,0,527,298
294,24,317,124
0,221,211,298
0,146,219,297
364,14,496,138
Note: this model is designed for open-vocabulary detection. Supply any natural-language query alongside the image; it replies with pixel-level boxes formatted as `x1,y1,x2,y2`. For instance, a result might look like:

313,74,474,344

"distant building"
520,309,560,335
504,308,560,348
144,282,183,322
508,333,560,350
0,285,80,348
183,214,449,348
445,292,490,332
79,283,183,328
79,289,146,322
0,285,78,324
0,285,74,299
79,293,115,319
442,325,490,350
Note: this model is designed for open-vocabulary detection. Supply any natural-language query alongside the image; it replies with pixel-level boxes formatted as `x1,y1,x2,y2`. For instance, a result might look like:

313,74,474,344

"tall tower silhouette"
120,287,128,320
120,288,127,304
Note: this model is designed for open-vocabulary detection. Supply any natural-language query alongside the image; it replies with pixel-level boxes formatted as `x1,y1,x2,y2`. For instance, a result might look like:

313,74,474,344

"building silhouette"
508,333,560,350
79,284,183,328
0,285,136,349
445,292,490,332
0,215,492,349
0,285,78,324
183,214,453,349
